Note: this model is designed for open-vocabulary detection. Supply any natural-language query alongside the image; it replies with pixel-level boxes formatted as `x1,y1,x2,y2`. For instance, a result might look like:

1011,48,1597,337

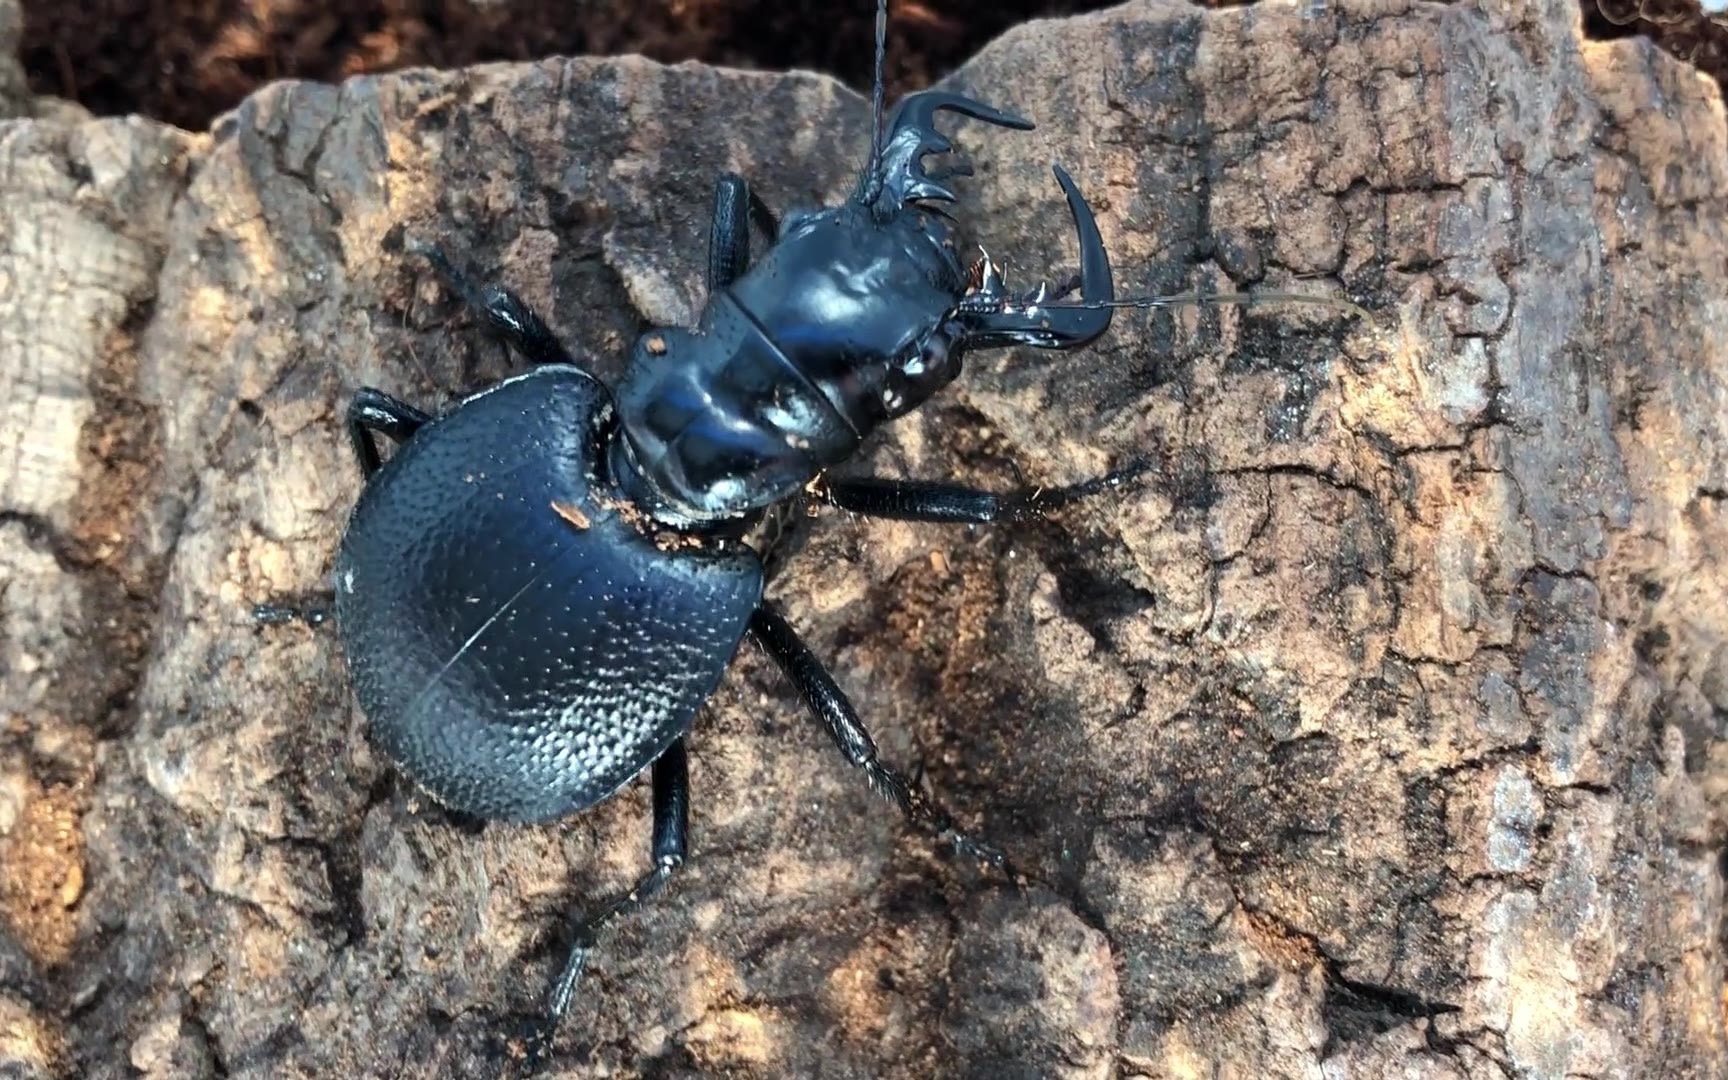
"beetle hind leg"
748,603,1011,872
515,739,690,1064
347,387,430,478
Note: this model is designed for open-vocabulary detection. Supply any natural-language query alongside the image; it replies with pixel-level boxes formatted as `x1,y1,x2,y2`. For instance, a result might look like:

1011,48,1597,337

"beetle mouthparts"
952,164,1115,352
855,90,1034,217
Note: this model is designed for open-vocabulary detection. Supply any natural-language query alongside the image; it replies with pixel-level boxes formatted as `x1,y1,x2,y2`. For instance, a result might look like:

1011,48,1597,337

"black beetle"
258,0,1167,1057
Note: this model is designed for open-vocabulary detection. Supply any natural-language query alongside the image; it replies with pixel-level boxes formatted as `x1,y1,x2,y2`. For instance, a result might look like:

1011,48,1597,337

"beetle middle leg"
347,387,431,478
817,458,1160,525
747,603,1009,870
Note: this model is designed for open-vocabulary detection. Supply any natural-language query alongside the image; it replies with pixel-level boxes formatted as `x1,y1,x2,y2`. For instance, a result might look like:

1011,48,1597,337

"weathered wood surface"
1,0,1725,1076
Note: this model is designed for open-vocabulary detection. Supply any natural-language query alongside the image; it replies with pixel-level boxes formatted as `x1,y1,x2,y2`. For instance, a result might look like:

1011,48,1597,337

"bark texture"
1,0,1726,1077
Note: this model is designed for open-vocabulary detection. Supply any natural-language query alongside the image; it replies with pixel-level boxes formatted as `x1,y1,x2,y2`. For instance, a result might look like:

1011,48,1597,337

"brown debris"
549,499,591,531
17,0,1124,131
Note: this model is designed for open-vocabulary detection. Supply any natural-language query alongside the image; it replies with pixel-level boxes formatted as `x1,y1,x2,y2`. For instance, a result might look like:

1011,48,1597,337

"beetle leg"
249,390,431,631
748,604,1010,872
410,242,578,367
817,459,1159,525
347,387,431,478
527,738,689,1055
707,173,779,292
251,600,331,628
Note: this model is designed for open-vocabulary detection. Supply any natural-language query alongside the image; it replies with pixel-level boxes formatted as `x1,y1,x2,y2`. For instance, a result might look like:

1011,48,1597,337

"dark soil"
16,0,1727,133
16,0,1115,131
1584,0,1728,97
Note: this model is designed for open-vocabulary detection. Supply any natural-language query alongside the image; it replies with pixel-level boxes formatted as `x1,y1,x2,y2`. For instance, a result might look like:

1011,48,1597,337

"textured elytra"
334,365,764,823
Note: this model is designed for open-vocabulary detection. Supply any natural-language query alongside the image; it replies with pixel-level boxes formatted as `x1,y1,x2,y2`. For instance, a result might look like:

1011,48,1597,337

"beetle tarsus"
251,600,332,628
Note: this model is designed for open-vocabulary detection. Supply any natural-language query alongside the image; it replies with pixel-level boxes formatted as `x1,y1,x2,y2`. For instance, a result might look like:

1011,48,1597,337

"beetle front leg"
410,242,578,367
748,603,1010,871
818,458,1159,525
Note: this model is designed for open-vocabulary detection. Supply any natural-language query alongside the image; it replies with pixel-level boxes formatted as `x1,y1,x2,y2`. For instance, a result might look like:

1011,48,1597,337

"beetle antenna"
1041,289,1371,320
870,0,888,160
855,0,890,212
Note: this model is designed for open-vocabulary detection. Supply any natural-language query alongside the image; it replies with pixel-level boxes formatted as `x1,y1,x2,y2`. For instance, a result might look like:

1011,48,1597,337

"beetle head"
853,92,1116,360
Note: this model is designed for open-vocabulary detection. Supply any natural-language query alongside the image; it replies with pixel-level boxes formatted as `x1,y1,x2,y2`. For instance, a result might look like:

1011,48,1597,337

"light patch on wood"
685,1007,778,1068
0,775,86,965
826,939,895,1045
1148,1031,1211,1080
0,995,63,1074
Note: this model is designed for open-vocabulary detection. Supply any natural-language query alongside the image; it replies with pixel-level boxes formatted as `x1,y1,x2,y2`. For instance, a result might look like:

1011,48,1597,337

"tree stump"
1,0,1724,1076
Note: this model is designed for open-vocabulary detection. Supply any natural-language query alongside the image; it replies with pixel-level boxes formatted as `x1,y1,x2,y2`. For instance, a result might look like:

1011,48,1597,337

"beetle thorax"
611,204,974,530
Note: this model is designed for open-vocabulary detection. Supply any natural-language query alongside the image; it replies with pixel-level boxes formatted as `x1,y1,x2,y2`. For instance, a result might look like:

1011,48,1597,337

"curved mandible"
855,90,1034,216
956,164,1115,352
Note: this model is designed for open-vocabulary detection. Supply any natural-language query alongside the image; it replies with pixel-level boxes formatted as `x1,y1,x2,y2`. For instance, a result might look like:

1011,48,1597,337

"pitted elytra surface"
336,366,763,823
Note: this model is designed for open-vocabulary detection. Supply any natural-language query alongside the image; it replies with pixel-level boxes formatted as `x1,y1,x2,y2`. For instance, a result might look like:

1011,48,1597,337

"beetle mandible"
261,0,1164,1055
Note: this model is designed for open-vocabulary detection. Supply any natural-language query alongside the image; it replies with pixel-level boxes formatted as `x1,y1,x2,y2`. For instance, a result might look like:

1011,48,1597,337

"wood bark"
1,0,1725,1076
